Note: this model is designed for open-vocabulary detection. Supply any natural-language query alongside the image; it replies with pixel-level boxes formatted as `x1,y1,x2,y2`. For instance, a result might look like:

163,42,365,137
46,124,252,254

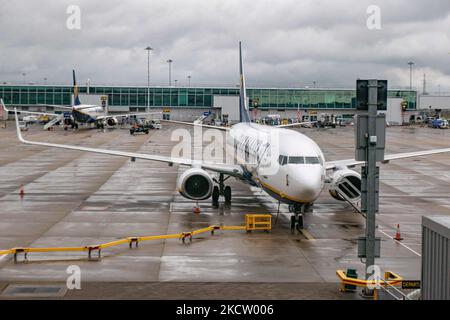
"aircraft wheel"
74,123,79,129
212,186,219,207
224,186,231,203
296,215,304,232
290,216,296,233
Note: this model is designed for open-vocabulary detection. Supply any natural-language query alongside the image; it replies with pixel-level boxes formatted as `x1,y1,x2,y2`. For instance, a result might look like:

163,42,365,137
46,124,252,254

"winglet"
14,108,26,143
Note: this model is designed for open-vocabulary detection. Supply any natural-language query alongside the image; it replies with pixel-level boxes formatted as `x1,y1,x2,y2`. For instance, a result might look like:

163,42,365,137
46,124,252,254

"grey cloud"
0,0,450,92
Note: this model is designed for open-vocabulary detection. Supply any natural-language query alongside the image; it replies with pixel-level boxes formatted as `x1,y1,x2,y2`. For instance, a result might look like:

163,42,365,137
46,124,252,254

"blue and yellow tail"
238,41,251,123
73,70,81,106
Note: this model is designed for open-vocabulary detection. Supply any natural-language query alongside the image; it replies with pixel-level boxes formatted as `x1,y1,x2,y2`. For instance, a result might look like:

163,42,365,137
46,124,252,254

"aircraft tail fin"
73,70,81,106
0,98,7,117
238,41,251,123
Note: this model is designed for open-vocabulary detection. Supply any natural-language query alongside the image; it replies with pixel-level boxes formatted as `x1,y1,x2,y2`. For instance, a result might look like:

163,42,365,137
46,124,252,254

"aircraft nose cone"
292,168,323,201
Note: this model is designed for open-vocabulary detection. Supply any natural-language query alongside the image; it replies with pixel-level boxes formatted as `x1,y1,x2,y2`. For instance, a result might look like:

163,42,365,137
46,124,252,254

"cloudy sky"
1,0,450,92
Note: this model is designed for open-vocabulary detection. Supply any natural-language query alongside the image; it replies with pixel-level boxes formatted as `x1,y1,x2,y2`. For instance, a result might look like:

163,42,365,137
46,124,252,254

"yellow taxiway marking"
299,229,315,241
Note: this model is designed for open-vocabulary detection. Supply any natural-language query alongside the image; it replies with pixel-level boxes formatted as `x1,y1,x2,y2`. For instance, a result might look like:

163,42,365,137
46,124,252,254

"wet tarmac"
0,122,449,299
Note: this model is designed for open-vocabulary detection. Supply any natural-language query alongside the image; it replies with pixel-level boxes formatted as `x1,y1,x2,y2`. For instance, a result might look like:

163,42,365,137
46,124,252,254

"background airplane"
13,42,450,232
2,70,160,130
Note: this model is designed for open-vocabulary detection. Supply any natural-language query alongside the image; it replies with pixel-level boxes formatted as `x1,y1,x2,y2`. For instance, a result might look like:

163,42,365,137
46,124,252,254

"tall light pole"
167,59,173,86
407,61,414,90
187,75,191,87
145,46,153,112
174,79,178,87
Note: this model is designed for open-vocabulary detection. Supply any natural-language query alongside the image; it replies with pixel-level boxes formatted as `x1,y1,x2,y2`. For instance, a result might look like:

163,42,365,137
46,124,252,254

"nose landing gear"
212,173,231,207
289,203,310,233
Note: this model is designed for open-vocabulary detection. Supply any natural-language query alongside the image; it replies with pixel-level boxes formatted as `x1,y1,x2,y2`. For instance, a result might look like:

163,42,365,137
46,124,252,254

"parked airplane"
2,70,160,130
13,42,450,232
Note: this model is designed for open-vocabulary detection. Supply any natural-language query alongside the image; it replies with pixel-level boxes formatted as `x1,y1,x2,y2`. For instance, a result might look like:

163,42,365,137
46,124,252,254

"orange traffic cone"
193,201,201,214
19,184,24,197
394,224,403,241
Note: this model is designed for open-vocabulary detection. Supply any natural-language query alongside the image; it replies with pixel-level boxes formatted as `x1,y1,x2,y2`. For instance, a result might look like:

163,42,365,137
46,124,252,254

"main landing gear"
289,203,311,233
64,119,78,130
212,173,231,207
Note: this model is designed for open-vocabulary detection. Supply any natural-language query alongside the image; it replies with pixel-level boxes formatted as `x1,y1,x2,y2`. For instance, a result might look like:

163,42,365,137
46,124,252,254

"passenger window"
305,156,320,164
288,156,305,164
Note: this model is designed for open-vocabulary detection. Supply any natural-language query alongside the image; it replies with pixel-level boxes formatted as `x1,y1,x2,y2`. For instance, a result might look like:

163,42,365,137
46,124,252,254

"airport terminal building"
0,84,418,123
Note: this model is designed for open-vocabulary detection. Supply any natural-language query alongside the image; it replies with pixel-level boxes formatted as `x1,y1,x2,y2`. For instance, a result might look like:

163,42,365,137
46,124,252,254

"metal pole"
145,46,153,112
364,79,378,295
407,61,414,90
188,75,191,87
167,59,173,86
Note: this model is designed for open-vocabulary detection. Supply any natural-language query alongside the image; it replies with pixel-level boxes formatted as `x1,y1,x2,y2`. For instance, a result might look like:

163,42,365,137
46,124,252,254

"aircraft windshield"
305,156,320,164
278,155,321,165
288,156,305,164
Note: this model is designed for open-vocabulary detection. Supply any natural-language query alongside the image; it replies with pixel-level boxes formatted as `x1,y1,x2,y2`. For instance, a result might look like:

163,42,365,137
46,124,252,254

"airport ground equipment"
245,214,271,232
421,216,450,300
0,214,271,263
129,123,150,135
336,269,403,300
43,114,64,130
430,118,449,129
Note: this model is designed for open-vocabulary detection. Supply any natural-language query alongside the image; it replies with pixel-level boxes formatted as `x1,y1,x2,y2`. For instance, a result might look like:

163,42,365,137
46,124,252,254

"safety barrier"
0,214,271,263
336,269,403,300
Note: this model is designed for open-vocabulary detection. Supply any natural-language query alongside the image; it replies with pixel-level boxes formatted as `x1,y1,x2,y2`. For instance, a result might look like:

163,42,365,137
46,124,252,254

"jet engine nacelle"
106,117,118,126
328,168,361,202
177,168,213,200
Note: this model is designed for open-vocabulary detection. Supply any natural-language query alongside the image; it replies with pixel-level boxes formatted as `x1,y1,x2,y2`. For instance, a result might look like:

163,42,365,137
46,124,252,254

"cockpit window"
288,156,305,164
305,156,320,164
278,155,288,166
280,155,321,165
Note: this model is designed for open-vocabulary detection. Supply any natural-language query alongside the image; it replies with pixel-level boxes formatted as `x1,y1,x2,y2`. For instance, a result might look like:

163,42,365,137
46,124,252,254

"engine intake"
328,169,361,202
107,117,118,126
177,168,213,200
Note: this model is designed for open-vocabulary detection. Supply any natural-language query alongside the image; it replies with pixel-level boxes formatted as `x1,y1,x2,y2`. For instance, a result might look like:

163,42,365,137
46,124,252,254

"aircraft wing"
1,99,60,117
96,111,163,120
14,109,243,178
325,148,450,170
276,121,317,128
161,119,230,131
34,104,73,109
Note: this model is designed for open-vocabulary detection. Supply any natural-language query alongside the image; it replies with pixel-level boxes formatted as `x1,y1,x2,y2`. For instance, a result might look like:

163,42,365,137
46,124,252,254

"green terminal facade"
0,85,417,111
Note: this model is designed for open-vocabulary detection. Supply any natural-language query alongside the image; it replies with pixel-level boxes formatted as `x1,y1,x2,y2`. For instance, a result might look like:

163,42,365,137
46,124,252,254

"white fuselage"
228,123,326,205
